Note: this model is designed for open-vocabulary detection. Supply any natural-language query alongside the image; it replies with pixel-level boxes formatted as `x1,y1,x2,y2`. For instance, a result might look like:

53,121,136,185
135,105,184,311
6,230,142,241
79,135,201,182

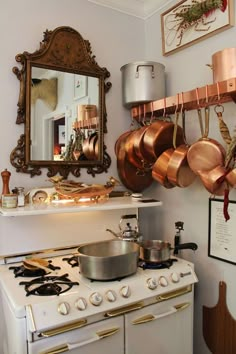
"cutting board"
203,281,236,354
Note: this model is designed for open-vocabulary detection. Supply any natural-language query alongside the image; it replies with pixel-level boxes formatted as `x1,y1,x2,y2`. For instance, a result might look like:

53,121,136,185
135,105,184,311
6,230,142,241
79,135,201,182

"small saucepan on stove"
139,240,198,263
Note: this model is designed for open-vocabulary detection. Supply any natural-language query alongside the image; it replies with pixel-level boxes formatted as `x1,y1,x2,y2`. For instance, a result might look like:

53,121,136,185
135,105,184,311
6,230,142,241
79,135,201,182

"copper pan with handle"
115,130,132,157
167,110,196,188
142,118,184,163
152,148,175,188
116,131,153,192
198,104,232,196
125,127,151,172
151,110,184,189
187,106,226,174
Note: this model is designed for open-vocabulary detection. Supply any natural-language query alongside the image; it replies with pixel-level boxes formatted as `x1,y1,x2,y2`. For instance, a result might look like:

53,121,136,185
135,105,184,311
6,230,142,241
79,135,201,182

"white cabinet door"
28,317,124,354
125,292,193,354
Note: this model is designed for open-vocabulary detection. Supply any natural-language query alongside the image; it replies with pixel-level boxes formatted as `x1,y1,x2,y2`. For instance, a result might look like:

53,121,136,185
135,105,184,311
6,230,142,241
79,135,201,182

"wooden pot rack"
131,78,236,119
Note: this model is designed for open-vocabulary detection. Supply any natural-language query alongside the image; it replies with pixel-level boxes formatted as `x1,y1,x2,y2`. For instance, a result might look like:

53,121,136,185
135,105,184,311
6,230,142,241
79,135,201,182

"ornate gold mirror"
10,26,112,178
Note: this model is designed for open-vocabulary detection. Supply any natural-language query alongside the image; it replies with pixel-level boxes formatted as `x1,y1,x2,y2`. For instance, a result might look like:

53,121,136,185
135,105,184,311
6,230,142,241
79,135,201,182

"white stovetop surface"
0,255,198,331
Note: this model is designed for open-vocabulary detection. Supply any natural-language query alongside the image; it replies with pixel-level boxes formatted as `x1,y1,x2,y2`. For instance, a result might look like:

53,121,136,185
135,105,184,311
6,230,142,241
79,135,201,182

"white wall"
143,2,236,354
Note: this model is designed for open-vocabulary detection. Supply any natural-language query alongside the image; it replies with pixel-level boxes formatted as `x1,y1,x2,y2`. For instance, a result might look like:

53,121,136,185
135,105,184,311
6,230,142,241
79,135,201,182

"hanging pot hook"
163,97,166,118
204,85,210,139
150,101,154,124
142,104,146,126
196,87,204,137
214,82,224,115
173,93,180,149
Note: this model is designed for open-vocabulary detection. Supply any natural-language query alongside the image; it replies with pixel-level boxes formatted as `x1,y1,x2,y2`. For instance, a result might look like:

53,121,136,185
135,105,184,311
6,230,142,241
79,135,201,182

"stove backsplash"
0,208,138,257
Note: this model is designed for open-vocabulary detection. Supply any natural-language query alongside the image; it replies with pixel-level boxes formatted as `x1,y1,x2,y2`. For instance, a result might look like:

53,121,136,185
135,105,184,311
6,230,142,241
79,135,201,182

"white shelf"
0,197,162,216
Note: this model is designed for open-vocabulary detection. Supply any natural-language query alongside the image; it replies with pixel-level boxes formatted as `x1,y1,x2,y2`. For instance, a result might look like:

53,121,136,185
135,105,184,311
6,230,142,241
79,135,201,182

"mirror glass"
31,67,99,161
10,26,112,178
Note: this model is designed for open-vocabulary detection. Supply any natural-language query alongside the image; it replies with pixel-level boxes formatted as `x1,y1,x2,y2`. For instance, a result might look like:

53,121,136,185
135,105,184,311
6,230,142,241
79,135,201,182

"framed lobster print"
161,0,234,56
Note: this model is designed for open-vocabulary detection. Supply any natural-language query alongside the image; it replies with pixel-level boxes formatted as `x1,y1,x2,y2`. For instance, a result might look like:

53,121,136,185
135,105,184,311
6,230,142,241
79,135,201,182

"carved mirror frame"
10,26,112,178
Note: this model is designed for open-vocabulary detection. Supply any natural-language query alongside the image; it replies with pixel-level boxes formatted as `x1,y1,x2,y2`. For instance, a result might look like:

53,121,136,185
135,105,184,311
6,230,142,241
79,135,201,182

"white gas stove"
0,247,198,354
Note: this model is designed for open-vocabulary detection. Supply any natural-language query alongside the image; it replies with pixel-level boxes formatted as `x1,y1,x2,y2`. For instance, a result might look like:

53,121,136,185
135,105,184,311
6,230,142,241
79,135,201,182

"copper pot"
198,165,230,196
167,111,196,188
167,145,196,187
187,107,226,174
143,120,184,163
116,132,153,192
83,132,98,160
209,48,236,82
125,129,146,170
226,168,236,187
133,125,153,166
152,148,175,189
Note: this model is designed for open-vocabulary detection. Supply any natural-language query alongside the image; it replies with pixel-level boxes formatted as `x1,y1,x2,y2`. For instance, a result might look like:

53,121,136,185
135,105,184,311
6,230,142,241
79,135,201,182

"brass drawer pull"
105,301,144,317
38,319,87,338
156,285,192,302
132,302,190,325
39,327,120,354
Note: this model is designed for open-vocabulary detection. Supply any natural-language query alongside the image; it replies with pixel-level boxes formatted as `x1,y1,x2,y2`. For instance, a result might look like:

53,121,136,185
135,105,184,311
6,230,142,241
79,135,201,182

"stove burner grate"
62,256,79,268
139,258,177,270
19,273,79,296
9,261,61,278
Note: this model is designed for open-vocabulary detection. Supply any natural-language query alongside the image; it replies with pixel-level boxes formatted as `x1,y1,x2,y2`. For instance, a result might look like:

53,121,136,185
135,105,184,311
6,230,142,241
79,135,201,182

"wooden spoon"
23,258,50,273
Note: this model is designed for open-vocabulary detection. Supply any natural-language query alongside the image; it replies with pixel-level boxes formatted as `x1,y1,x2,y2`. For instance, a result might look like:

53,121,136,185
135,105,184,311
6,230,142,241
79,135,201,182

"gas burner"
19,273,79,296
62,256,79,267
9,260,61,277
138,258,177,270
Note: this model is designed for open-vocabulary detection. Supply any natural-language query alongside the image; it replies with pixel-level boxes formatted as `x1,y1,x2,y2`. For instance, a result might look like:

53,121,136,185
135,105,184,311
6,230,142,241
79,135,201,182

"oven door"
125,290,194,354
28,317,124,354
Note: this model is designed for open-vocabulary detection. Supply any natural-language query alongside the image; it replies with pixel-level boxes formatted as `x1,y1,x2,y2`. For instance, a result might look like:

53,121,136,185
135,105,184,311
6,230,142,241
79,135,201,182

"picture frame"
208,198,236,265
161,0,234,56
73,74,88,100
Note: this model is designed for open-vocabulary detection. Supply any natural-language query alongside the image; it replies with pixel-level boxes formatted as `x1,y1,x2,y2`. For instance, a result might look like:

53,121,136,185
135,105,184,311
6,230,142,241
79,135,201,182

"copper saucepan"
226,169,236,188
187,106,226,174
125,127,150,171
152,148,175,188
167,110,196,188
198,165,230,196
115,130,132,157
133,125,154,167
82,132,97,159
116,132,153,192
151,111,184,188
142,119,184,163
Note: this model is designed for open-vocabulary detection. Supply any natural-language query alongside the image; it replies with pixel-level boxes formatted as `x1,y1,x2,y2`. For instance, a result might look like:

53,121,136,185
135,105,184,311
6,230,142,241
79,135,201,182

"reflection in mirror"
30,67,99,162
10,26,112,178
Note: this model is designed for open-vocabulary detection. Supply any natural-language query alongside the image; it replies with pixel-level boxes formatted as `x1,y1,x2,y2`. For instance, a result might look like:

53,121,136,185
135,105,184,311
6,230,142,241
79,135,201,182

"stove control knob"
89,292,103,306
159,276,168,287
75,297,87,311
58,302,70,315
146,277,158,290
120,285,131,298
105,290,117,302
171,272,180,283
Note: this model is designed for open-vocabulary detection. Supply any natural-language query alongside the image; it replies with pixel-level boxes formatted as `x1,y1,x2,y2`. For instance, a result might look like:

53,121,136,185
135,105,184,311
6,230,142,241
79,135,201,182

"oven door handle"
39,327,120,354
132,302,190,325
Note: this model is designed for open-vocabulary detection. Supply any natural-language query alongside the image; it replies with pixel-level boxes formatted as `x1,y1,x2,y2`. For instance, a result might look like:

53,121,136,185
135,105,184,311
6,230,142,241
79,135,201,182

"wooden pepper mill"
1,169,11,195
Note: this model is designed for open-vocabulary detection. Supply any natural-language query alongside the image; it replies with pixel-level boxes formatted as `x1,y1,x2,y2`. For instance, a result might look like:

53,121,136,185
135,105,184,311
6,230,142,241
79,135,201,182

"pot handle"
174,242,198,252
135,64,155,78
